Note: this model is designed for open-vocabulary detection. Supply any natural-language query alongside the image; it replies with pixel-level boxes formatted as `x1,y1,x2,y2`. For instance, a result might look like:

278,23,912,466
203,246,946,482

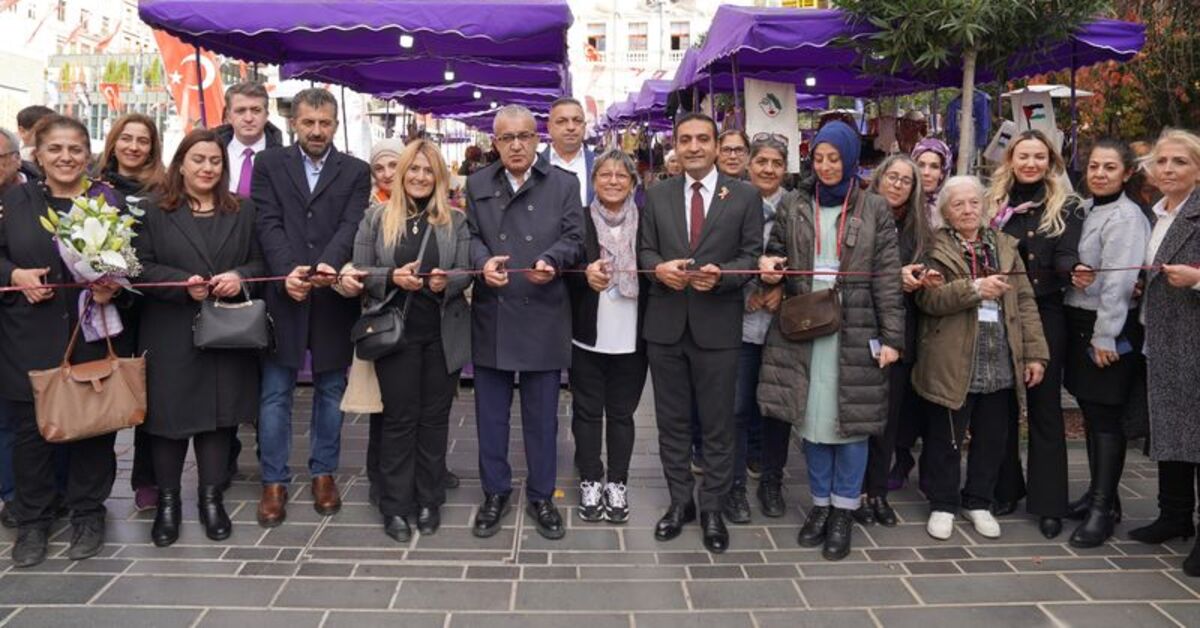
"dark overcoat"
135,199,265,439
466,157,584,371
1145,192,1200,463
252,144,371,372
0,181,137,403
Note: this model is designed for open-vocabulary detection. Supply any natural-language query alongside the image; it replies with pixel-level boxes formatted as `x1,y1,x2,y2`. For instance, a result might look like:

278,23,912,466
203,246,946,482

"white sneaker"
927,511,955,540
603,481,629,524
964,509,1001,538
578,481,605,522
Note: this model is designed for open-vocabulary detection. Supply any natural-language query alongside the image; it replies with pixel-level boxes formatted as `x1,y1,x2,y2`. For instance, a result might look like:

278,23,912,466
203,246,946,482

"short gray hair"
492,105,536,134
0,127,18,154
591,148,640,188
936,175,987,221
291,88,338,119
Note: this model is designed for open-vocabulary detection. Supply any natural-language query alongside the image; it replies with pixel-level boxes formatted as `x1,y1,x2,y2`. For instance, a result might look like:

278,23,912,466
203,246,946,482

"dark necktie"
237,147,254,197
690,181,705,249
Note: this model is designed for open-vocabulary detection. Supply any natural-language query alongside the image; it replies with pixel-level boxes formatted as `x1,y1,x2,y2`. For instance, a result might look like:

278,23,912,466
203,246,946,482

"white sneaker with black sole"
603,481,629,524
578,480,605,522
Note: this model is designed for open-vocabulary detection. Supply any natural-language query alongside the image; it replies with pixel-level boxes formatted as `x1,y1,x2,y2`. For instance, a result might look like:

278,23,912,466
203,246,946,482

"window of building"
55,0,66,21
670,21,690,50
586,22,606,52
79,9,89,30
628,22,648,52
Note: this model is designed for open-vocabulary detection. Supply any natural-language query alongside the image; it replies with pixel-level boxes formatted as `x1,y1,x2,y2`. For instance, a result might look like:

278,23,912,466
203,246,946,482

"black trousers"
864,362,919,498
569,345,648,484
647,329,738,513
996,296,1069,517
760,416,794,481
150,429,233,491
1155,461,1200,519
1078,400,1125,435
131,427,156,490
925,390,1012,513
10,401,115,529
367,412,382,490
374,339,458,517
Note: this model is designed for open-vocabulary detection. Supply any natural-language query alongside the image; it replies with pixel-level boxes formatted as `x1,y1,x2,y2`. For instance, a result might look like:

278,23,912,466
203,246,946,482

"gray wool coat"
1144,192,1200,463
757,186,905,437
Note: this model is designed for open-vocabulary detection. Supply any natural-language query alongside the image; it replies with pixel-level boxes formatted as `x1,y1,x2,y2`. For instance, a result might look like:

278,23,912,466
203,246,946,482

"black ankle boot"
822,507,853,561
198,485,232,541
152,488,182,547
1070,432,1125,548
1066,429,1096,521
1184,537,1200,577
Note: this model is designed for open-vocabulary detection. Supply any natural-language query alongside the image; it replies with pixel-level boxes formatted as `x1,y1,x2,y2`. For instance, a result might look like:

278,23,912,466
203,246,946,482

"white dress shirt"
549,146,588,206
683,166,719,235
573,219,639,356
227,134,267,193
505,168,527,193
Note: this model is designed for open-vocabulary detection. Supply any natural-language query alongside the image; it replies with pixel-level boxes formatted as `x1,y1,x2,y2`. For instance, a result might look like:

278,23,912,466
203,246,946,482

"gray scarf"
590,195,639,299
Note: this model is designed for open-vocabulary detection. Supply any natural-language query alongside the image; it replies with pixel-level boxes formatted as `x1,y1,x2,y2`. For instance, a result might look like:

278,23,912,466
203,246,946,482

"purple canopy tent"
384,83,560,116
283,57,566,94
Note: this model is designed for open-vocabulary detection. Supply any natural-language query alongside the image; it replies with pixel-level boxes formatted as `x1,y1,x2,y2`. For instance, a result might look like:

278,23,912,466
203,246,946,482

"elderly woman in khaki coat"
913,175,1048,543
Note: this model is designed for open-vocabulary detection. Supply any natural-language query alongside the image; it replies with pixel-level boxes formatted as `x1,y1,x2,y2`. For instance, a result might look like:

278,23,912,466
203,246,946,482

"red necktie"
690,181,705,249
237,147,254,197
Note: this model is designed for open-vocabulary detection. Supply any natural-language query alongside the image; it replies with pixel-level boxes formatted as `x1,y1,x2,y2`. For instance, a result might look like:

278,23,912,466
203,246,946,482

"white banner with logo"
744,78,800,172
1010,89,1056,137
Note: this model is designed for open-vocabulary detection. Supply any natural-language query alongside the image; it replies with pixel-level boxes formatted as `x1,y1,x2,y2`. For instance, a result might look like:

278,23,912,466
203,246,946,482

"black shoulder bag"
350,224,433,361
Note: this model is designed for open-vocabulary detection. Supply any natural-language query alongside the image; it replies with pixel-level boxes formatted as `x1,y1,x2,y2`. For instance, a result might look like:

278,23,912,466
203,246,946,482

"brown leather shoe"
257,484,288,528
312,475,342,516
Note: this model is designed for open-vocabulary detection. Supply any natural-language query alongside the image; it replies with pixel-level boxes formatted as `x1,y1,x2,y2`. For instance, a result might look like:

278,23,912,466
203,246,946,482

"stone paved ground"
0,385,1196,627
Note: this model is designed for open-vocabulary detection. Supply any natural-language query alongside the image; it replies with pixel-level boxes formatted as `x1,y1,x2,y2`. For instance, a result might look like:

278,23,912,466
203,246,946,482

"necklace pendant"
412,223,419,235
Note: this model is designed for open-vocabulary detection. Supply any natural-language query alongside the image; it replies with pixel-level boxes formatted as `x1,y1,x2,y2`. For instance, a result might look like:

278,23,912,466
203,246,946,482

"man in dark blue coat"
467,105,584,541
251,88,371,528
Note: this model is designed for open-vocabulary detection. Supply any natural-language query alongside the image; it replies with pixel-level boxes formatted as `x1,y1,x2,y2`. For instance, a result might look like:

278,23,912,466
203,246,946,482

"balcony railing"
626,51,649,65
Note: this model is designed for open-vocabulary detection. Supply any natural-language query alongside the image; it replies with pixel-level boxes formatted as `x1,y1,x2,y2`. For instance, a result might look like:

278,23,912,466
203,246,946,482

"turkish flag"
153,30,225,132
99,83,123,111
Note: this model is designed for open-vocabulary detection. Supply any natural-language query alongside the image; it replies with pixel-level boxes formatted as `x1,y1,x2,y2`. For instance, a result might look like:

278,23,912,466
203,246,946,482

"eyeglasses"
494,132,538,146
719,145,747,156
752,132,788,145
596,171,632,182
884,172,914,188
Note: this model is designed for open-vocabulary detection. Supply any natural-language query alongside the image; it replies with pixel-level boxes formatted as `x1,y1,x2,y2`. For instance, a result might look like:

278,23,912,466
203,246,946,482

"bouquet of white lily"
39,186,144,341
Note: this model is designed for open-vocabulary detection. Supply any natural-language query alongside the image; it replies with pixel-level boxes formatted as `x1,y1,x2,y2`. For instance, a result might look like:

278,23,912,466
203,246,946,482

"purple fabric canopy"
386,83,559,116
634,80,673,116
283,57,566,94
138,0,574,65
674,6,1144,96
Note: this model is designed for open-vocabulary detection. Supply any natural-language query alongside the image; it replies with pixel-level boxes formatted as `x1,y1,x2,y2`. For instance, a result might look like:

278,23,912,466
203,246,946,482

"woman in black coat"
135,129,264,547
986,130,1084,539
566,149,649,525
0,115,132,568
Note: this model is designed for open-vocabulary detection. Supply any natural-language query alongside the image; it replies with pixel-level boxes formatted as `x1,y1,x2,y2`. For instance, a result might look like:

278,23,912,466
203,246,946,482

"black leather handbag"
193,287,273,350
350,226,432,361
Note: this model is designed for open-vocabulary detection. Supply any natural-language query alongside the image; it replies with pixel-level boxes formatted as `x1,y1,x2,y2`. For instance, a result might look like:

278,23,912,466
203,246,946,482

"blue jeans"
803,439,869,510
733,342,765,482
258,361,347,485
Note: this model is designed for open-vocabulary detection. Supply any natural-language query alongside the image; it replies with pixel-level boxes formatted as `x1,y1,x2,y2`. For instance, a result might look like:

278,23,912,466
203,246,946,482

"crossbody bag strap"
397,223,434,322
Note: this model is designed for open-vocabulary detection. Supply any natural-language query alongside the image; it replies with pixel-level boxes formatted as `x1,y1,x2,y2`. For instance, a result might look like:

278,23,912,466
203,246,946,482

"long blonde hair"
986,129,1073,238
381,139,453,247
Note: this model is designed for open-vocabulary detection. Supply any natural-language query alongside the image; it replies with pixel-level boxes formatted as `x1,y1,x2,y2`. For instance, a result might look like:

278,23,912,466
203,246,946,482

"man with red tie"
638,113,763,554
214,82,283,198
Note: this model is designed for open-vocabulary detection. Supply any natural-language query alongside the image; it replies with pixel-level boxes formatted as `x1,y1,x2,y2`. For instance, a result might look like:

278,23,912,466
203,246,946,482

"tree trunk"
956,47,978,175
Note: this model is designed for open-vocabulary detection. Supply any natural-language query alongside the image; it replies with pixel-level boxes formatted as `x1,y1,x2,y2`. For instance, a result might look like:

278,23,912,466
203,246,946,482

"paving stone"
275,578,397,609
633,611,753,628
1157,602,1200,626
687,565,744,579
522,528,620,550
1108,556,1171,570
710,550,766,565
447,613,629,628
654,551,713,565
755,609,877,628
313,525,407,549
799,560,905,577
865,548,920,562
324,611,447,628
127,559,243,575
466,565,520,580
95,575,283,607
744,564,800,579
1064,572,1196,600
907,574,1083,604
197,609,325,628
967,543,1072,559
873,605,1055,627
353,564,464,579
797,577,916,608
1008,557,1113,572
5,607,199,628
578,566,686,580
521,566,578,580
685,580,803,609
0,574,111,604
955,559,1015,573
917,546,971,560
65,558,133,573
239,561,298,576
904,561,961,575
1043,602,1179,627
392,580,513,611
515,581,686,611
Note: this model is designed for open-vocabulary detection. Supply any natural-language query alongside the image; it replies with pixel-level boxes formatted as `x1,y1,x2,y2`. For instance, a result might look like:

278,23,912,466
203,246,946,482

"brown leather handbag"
28,307,146,443
779,284,842,341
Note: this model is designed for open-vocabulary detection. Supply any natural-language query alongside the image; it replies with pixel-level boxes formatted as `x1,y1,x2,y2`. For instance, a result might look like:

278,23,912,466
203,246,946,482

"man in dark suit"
252,88,371,527
540,97,594,207
467,105,584,541
638,112,763,553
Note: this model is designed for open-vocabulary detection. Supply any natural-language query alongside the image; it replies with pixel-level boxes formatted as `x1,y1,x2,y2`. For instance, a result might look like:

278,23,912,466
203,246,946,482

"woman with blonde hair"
349,139,472,543
1126,129,1200,577
986,129,1084,539
96,112,165,197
